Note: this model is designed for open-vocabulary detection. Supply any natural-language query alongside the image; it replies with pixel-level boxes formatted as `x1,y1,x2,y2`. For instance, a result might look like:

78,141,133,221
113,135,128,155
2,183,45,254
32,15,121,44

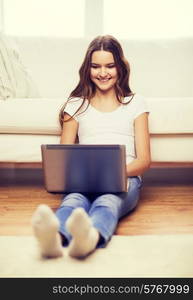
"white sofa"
0,36,193,165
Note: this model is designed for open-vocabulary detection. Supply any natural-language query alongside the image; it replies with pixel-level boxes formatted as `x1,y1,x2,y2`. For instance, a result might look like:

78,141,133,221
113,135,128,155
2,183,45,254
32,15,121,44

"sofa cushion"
148,97,193,134
0,134,192,162
0,97,192,135
0,98,64,134
0,34,39,100
0,134,60,162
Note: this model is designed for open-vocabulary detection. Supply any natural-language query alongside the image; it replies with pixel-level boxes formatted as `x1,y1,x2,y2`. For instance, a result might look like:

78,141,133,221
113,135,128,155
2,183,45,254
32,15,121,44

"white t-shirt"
64,94,149,164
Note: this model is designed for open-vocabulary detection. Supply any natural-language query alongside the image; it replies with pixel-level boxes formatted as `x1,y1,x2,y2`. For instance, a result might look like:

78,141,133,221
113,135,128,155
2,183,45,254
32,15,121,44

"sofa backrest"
11,36,193,99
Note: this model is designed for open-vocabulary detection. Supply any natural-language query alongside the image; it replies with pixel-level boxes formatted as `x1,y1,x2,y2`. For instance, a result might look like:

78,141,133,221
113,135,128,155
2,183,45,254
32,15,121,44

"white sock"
31,204,63,258
66,208,99,258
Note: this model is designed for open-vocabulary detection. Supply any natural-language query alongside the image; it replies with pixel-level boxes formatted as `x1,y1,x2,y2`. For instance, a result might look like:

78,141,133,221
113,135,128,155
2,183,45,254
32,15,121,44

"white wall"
84,0,103,37
0,0,3,32
103,0,193,39
1,0,193,39
2,0,86,37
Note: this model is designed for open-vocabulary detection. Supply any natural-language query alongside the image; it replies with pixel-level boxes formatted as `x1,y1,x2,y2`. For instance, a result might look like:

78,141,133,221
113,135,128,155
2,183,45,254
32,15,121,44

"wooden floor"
0,168,193,236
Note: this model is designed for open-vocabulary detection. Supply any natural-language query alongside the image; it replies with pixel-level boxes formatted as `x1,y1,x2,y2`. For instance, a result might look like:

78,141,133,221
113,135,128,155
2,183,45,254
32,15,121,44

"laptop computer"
41,144,127,193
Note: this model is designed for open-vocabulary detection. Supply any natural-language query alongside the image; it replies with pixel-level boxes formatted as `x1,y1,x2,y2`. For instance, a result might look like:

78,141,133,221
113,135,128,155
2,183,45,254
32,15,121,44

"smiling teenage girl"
31,35,151,259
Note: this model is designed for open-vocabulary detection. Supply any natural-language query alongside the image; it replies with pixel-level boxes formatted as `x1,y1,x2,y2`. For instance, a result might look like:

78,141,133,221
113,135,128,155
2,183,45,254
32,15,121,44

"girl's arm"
126,112,151,176
60,113,78,144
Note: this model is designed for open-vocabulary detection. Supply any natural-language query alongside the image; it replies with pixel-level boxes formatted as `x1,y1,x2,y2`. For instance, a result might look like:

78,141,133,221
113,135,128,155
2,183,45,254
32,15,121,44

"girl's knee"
61,193,90,209
94,194,121,205
91,194,122,217
128,176,142,191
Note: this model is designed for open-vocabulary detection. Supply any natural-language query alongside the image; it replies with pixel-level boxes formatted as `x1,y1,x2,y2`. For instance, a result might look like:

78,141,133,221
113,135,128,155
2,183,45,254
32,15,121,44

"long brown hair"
59,35,134,127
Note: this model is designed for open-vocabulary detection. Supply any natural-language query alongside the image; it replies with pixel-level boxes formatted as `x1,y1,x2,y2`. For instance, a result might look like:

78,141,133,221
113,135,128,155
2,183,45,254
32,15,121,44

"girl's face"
90,50,118,93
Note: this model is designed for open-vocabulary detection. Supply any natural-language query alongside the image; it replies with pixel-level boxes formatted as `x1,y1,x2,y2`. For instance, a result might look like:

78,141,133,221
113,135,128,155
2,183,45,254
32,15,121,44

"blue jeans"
55,176,142,248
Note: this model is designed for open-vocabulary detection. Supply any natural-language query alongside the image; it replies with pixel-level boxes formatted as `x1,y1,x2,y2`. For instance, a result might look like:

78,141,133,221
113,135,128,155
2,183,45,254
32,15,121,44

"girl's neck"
91,89,118,103
90,89,122,112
